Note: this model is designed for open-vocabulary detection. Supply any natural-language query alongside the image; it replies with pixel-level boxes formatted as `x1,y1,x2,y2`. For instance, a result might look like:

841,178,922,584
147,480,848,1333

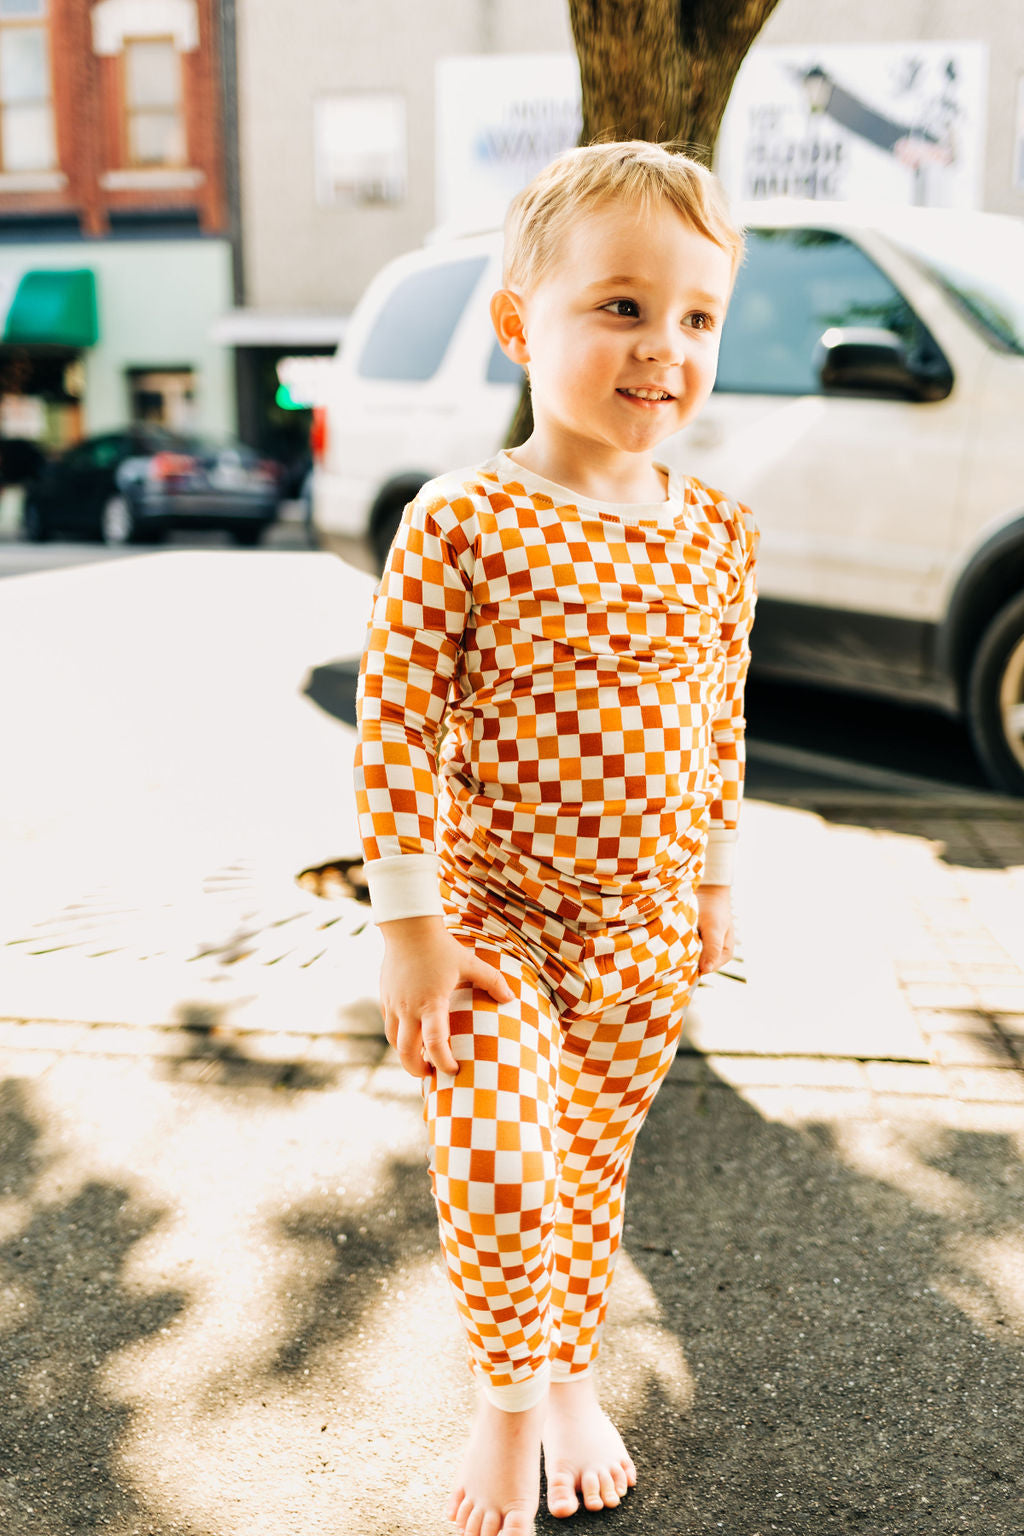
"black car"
23,428,283,546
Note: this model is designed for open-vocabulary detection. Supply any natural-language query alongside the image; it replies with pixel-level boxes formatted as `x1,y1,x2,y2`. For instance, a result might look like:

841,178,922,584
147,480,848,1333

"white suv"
312,202,1024,795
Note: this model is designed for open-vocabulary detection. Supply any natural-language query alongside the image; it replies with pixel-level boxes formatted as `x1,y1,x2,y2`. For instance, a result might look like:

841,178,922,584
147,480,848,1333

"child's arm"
354,489,512,1075
699,504,759,973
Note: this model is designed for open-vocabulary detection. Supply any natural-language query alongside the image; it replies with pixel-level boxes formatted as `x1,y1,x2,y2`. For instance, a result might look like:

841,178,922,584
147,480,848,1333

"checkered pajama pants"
422,891,701,1411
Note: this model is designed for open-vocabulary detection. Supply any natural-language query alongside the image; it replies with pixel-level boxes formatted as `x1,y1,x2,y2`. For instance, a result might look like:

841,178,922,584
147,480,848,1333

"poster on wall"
314,94,407,207
716,42,988,209
435,54,581,236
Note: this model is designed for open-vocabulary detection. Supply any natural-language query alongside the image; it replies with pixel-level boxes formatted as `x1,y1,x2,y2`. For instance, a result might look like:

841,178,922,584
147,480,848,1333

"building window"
314,94,407,207
123,36,185,167
0,0,56,173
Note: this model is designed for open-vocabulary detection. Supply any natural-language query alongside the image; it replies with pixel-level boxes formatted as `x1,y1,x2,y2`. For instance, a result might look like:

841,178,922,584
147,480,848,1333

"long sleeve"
354,488,473,922
703,503,758,886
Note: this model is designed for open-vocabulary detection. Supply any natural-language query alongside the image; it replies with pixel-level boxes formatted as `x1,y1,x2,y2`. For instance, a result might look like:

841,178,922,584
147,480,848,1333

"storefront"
209,309,347,489
0,266,98,452
0,238,235,461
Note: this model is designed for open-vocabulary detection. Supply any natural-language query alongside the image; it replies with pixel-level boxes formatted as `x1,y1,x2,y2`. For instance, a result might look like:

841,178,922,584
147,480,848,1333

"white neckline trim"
494,450,686,526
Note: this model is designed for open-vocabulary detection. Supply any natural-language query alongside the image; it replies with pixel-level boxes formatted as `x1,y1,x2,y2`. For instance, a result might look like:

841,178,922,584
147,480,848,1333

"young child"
354,140,757,1534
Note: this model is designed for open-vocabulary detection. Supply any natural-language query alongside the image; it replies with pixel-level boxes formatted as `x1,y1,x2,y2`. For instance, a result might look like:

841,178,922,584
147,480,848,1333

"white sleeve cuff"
364,853,444,923
702,830,736,886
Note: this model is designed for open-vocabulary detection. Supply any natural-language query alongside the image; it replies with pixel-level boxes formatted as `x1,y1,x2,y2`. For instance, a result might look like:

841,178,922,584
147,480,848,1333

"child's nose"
636,322,683,366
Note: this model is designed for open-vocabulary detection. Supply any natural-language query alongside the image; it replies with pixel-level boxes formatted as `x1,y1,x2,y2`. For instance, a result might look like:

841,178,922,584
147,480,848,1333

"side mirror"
814,326,953,402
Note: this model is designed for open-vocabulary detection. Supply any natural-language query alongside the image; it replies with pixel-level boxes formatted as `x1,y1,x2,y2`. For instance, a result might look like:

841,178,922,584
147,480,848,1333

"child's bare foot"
542,1377,637,1518
447,1395,544,1535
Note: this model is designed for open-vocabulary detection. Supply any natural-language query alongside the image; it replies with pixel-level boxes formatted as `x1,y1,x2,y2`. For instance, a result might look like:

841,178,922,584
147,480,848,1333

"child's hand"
696,885,734,976
378,915,514,1078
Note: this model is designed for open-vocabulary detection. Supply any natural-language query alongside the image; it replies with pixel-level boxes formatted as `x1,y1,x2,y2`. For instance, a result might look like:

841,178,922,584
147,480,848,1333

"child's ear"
490,288,530,366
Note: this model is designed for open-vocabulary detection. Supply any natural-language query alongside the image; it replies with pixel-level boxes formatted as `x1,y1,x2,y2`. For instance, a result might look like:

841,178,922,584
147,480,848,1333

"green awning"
2,268,98,348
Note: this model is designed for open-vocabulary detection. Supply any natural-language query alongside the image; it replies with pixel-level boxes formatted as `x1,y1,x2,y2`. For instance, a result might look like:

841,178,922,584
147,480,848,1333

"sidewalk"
3,793,1024,1114
1,553,1023,1534
1,861,1022,1536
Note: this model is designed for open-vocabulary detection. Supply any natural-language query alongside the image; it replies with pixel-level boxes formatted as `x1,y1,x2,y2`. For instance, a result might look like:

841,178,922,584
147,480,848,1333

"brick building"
0,0,235,454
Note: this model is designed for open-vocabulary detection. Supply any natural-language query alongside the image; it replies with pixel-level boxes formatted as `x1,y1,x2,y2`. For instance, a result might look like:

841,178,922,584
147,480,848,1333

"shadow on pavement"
302,658,362,730
2,1055,1022,1534
0,1079,204,1536
789,803,1024,873
566,1071,1024,1536
262,1065,1022,1536
159,1003,342,1093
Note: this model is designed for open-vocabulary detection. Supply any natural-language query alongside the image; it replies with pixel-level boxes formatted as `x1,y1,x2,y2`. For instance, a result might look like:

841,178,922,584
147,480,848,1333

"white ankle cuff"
479,1360,550,1412
549,1361,592,1383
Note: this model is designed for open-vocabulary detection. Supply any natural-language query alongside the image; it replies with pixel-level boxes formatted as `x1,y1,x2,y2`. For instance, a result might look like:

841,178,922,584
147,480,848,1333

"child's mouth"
617,387,675,406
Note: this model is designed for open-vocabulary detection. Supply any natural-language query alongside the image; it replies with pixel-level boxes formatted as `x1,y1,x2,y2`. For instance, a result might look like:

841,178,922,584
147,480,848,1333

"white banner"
435,54,581,237
717,42,988,209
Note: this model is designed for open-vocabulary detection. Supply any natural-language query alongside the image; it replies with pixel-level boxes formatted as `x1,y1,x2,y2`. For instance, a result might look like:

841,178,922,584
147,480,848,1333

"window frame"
0,0,55,175
120,33,186,170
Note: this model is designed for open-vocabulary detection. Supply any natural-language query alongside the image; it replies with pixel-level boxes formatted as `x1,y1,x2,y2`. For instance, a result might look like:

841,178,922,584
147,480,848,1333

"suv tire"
229,522,266,547
966,589,1024,795
101,494,138,546
371,498,406,573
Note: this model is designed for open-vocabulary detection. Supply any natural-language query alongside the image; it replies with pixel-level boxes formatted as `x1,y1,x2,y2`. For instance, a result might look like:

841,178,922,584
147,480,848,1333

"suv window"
715,229,925,395
356,255,488,382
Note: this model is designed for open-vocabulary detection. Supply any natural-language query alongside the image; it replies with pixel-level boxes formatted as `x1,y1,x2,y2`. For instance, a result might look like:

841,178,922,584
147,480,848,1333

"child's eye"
602,298,640,318
687,311,715,331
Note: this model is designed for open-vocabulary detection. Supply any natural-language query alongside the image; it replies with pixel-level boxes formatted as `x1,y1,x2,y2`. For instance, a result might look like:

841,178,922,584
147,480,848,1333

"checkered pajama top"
354,452,758,929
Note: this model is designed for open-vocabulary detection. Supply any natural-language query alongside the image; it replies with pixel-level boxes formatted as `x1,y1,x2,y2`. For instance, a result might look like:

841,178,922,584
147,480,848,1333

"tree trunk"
505,0,781,448
569,0,782,162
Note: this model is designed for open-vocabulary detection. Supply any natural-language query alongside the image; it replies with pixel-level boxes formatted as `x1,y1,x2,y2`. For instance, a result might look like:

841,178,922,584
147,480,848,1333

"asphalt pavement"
1,546,1023,1535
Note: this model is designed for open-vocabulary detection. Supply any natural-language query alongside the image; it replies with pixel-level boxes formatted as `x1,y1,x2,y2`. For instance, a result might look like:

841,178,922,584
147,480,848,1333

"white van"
312,202,1024,795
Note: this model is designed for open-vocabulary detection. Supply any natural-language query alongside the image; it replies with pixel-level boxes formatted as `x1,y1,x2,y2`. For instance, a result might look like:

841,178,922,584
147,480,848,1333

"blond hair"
502,140,744,289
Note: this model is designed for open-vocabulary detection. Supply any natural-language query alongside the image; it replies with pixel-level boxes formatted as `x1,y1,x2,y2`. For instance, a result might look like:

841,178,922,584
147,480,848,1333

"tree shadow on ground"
193,1141,437,1420
159,1004,346,1094
0,1078,206,1536
555,1074,1024,1536
254,1067,1024,1536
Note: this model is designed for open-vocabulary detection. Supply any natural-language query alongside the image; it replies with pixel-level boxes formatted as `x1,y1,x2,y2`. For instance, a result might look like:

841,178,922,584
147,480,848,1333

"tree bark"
569,0,782,163
505,0,781,448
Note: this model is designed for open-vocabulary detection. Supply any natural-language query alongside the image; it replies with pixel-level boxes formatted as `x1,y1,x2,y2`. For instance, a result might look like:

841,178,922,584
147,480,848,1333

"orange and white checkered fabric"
426,871,701,1400
354,451,757,1403
355,452,757,919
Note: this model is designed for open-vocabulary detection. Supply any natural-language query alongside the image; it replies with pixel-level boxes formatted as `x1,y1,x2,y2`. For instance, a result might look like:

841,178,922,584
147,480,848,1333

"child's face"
502,198,734,471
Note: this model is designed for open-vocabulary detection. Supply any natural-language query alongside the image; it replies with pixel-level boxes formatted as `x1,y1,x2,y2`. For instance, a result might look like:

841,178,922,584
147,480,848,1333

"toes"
598,1468,621,1507
504,1511,536,1535
452,1493,474,1532
622,1454,638,1487
464,1504,485,1536
448,1487,466,1524
480,1512,501,1536
545,1468,580,1518
580,1468,604,1511
611,1462,629,1497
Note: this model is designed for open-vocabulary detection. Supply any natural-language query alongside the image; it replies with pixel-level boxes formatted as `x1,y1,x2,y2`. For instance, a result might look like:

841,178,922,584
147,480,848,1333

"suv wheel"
966,590,1024,795
22,498,49,542
371,498,406,573
101,495,137,546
